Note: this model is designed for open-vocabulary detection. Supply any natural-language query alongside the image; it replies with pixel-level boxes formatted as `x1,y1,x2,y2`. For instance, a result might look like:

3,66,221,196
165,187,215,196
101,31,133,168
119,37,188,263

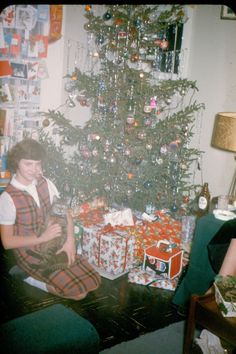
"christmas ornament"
171,204,178,212
160,39,169,50
85,5,92,12
183,196,189,204
143,117,151,126
137,131,146,140
144,105,152,113
114,18,123,26
124,148,131,156
130,53,139,62
64,81,76,92
150,97,157,108
96,34,105,45
143,180,153,189
42,118,50,127
146,143,152,150
109,155,116,164
127,116,135,125
103,11,112,21
133,18,141,28
118,31,127,39
127,172,134,180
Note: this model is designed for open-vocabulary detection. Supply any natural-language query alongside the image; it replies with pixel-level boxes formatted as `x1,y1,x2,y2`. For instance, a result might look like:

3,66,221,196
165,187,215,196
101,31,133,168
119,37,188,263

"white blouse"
0,175,60,225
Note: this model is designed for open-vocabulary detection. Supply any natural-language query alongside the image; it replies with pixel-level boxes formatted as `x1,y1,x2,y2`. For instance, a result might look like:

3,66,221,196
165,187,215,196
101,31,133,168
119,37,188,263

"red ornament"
118,31,127,39
114,18,123,26
183,196,189,204
160,39,169,50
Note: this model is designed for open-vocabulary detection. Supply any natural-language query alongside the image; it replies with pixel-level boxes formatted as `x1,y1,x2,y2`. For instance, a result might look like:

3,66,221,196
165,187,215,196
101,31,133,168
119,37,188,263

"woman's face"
16,159,42,185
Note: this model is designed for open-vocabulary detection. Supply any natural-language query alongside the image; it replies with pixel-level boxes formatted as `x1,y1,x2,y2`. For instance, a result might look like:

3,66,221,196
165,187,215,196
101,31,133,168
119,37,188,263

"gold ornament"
42,118,50,127
85,5,92,12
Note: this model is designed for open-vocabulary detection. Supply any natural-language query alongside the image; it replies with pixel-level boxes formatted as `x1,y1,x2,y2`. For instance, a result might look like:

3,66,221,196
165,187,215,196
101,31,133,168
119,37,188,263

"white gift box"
104,208,134,226
128,266,178,291
214,283,236,317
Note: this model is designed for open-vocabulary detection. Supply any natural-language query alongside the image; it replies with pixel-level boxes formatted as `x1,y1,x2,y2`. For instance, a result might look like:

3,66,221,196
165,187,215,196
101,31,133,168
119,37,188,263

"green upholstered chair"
0,304,100,354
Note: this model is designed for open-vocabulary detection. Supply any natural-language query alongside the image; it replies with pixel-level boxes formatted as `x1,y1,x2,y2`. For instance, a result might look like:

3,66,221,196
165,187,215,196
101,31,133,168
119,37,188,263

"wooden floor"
0,246,184,351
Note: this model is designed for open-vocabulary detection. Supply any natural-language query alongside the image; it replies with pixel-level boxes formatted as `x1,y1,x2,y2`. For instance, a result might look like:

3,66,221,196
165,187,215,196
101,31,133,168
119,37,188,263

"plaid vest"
6,177,51,237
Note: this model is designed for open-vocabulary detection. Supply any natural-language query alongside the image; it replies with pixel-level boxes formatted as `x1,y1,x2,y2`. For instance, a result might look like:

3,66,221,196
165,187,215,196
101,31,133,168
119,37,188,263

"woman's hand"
56,237,76,267
41,222,62,242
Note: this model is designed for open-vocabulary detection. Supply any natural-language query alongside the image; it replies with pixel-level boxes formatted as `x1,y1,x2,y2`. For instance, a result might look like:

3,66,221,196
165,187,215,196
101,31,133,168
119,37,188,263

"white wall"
42,4,236,199
40,15,65,111
187,5,236,198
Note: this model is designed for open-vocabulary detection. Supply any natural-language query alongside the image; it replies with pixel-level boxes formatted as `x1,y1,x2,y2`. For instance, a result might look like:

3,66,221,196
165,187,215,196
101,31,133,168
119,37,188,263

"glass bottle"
197,182,211,217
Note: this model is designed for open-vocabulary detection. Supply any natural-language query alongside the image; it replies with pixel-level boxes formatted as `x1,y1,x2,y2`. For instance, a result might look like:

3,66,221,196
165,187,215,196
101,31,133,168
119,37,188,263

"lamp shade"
211,113,236,153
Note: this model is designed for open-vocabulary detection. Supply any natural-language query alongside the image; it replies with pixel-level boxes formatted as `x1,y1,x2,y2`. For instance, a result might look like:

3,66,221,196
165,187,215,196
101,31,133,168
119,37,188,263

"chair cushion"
0,304,100,353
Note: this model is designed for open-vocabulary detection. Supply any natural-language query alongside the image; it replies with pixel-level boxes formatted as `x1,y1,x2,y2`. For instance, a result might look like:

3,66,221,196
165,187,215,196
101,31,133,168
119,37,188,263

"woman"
0,138,101,300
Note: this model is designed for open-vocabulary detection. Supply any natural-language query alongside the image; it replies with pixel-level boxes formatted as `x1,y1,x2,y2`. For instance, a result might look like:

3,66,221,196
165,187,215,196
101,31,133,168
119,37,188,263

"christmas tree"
40,4,204,215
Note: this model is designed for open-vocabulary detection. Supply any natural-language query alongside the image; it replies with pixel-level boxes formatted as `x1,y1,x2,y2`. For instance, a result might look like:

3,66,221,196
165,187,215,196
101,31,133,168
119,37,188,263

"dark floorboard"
0,246,184,351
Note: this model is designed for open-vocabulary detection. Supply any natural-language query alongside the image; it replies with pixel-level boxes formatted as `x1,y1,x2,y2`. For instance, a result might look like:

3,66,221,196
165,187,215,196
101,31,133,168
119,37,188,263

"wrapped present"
71,196,108,219
76,208,106,227
214,275,236,317
104,208,134,226
82,225,135,278
131,211,182,262
143,240,183,279
128,266,178,291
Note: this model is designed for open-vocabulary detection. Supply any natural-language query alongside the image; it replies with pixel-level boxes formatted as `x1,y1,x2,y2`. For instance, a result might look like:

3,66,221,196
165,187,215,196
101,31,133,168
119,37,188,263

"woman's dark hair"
7,138,46,173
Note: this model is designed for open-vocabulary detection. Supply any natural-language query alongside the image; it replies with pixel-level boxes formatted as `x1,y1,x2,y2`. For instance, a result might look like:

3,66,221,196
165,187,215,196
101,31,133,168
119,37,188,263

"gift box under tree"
143,240,183,279
82,225,136,278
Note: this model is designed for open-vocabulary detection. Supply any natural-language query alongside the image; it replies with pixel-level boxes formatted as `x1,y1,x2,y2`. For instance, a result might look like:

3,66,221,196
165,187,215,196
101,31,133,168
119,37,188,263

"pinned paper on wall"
0,81,15,104
0,23,5,49
1,6,16,28
27,61,39,80
15,5,37,31
49,5,63,43
37,60,49,79
0,109,6,136
10,33,21,56
11,62,27,79
35,35,48,58
0,61,13,77
37,5,50,23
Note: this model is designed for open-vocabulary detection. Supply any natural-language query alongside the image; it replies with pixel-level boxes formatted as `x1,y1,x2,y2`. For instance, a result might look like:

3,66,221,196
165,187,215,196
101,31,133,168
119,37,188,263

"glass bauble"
64,81,76,93
143,180,153,189
42,118,50,127
103,11,112,20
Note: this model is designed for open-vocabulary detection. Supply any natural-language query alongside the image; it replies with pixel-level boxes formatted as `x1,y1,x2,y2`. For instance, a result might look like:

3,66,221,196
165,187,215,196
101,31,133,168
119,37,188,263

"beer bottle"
197,182,211,217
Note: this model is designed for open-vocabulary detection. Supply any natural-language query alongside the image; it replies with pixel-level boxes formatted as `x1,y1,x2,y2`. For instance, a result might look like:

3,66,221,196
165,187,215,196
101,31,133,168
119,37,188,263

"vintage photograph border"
221,5,236,20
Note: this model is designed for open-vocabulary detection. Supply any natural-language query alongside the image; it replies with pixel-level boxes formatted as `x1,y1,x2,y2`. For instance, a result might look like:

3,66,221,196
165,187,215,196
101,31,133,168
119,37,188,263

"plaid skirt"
13,237,101,300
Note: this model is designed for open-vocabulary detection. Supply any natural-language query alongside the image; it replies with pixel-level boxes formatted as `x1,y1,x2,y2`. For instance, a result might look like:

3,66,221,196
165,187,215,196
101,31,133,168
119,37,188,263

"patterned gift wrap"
82,225,135,277
128,266,178,291
214,282,236,317
130,211,182,262
78,207,106,227
143,240,183,279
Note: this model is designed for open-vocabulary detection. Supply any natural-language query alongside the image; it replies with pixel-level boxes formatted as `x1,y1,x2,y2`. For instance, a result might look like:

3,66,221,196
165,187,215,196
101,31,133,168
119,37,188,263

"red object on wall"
49,5,63,43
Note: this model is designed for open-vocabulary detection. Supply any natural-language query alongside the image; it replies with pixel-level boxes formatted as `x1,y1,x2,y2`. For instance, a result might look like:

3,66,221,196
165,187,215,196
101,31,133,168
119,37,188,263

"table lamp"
211,112,236,198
